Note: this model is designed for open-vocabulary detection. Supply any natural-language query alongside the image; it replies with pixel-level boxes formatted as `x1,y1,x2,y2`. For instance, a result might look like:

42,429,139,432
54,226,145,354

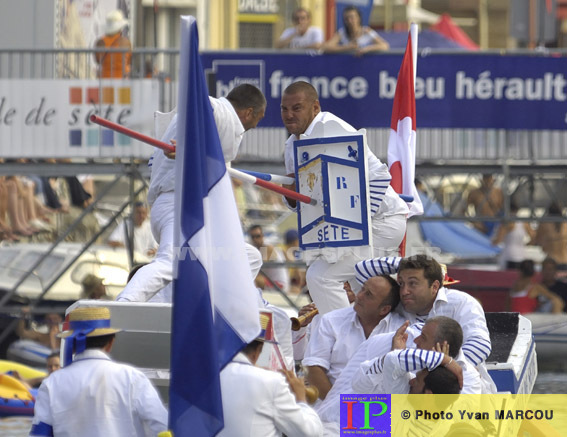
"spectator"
248,224,289,292
46,352,61,375
94,10,131,78
16,308,62,350
492,202,535,269
540,257,567,312
276,8,324,49
535,202,567,270
81,274,109,300
108,202,158,258
466,175,504,236
509,259,564,314
282,229,305,295
7,351,61,389
322,5,389,55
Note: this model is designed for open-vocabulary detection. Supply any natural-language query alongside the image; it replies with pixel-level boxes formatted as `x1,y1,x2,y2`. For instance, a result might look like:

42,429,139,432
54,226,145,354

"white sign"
0,79,159,158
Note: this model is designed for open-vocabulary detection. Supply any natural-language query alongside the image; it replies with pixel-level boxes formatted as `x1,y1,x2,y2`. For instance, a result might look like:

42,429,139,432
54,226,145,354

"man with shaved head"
280,81,408,315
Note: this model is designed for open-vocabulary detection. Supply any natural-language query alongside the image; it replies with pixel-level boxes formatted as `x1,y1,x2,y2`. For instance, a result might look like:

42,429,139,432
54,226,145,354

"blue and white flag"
170,16,261,436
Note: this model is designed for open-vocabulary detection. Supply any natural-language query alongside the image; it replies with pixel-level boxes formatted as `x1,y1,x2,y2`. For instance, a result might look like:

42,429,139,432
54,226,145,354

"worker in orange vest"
94,10,131,78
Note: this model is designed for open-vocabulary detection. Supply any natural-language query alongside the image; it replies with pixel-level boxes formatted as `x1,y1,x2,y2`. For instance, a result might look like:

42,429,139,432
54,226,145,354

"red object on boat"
447,267,519,312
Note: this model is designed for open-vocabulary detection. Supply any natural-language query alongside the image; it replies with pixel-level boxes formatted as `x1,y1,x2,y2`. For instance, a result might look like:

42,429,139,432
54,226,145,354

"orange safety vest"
99,34,131,78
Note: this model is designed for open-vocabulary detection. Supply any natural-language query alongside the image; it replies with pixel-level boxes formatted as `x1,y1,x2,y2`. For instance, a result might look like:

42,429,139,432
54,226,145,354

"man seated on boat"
302,275,405,401
30,307,168,437
354,254,496,393
218,312,323,437
351,317,485,394
311,315,481,436
16,308,62,351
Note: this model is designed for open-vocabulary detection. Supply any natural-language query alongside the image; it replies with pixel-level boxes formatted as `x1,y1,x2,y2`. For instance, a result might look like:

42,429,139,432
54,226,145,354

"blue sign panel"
202,51,567,130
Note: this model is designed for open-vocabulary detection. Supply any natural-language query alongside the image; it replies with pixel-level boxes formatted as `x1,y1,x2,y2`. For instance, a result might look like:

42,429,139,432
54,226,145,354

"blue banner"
202,52,567,130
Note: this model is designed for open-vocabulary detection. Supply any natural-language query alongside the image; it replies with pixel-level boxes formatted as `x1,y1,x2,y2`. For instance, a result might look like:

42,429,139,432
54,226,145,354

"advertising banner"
0,79,158,158
202,52,567,130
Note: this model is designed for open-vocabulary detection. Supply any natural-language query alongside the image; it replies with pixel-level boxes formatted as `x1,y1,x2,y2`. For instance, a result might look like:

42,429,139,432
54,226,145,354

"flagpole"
410,23,418,91
400,22,419,257
388,24,423,257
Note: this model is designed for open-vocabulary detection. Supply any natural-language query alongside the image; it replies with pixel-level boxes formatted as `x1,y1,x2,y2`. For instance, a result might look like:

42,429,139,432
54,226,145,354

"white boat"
62,301,537,402
485,312,537,394
524,312,567,370
0,242,149,302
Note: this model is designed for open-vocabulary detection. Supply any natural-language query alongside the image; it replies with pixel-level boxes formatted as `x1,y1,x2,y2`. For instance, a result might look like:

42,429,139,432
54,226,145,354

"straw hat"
105,10,128,35
440,264,460,286
58,307,122,339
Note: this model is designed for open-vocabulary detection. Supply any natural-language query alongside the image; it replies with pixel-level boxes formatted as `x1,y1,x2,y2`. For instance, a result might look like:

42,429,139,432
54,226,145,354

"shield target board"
294,132,372,252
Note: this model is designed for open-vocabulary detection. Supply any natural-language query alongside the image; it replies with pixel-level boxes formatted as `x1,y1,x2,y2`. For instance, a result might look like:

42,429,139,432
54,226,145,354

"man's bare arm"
306,365,332,400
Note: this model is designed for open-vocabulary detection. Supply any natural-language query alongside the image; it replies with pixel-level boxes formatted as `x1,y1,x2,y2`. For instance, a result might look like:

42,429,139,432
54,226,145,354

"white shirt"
278,26,324,48
356,348,482,394
284,111,408,218
108,219,158,257
500,222,528,265
31,349,168,437
218,353,323,437
338,27,381,48
303,308,404,385
313,329,393,423
147,97,244,206
355,257,492,367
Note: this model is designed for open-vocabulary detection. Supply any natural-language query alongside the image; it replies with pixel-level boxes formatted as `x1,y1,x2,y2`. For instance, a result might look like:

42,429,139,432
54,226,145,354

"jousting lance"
228,168,316,206
89,115,316,206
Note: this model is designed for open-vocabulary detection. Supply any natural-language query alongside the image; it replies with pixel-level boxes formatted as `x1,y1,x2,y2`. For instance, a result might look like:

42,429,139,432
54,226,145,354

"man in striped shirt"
355,254,496,393
353,317,477,395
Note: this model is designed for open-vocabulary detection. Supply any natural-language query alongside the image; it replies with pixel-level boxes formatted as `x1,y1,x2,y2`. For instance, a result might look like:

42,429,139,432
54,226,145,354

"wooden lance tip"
305,385,320,405
290,308,319,331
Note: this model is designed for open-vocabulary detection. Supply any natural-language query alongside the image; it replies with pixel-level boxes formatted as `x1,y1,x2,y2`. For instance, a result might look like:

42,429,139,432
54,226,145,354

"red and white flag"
387,24,423,219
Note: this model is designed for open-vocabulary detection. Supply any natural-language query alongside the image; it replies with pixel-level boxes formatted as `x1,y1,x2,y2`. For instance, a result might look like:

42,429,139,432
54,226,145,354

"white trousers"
117,192,175,302
306,213,407,315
